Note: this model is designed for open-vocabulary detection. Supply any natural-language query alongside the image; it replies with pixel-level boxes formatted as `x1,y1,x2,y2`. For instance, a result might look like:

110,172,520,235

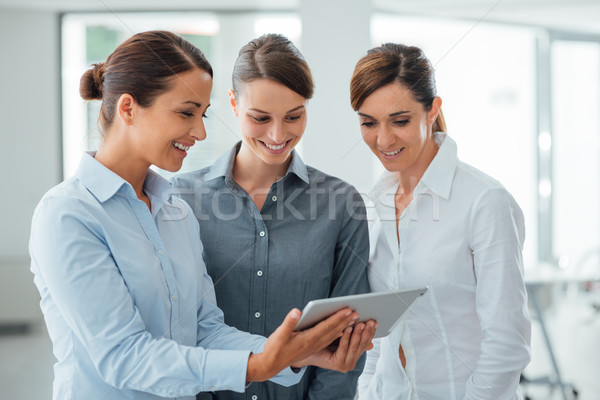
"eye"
250,115,270,123
393,119,409,126
180,111,194,117
286,113,303,122
361,121,376,128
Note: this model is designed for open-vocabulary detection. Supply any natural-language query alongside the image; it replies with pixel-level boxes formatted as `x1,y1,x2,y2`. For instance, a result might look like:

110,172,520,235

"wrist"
247,352,275,382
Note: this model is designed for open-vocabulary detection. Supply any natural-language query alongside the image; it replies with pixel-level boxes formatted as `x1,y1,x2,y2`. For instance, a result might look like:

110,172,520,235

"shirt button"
257,270,263,277
271,196,277,202
255,312,261,318
171,295,177,301
259,231,265,237
252,395,258,400
157,249,164,255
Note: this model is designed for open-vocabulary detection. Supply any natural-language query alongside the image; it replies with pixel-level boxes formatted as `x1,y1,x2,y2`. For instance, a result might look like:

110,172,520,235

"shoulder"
170,165,214,188
453,162,524,231
35,177,97,214
31,177,105,236
305,165,362,195
453,160,505,194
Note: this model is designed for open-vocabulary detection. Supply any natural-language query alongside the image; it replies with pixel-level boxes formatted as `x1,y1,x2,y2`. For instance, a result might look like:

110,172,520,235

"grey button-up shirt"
172,143,370,400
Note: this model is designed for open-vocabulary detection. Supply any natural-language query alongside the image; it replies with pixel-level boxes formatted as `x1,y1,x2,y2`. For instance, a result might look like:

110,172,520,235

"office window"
551,40,600,272
372,15,538,267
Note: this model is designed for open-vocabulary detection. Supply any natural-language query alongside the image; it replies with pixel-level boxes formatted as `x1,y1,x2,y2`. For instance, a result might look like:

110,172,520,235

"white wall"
300,0,374,194
0,8,60,322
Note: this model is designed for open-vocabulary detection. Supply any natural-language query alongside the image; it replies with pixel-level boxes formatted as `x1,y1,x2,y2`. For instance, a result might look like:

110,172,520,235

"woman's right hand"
246,307,358,382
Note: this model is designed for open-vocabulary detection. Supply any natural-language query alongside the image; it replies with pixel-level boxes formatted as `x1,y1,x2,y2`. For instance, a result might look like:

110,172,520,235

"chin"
156,162,184,173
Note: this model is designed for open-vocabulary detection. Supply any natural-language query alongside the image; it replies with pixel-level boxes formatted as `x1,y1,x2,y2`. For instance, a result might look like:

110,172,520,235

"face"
230,78,307,166
126,68,212,172
358,81,441,176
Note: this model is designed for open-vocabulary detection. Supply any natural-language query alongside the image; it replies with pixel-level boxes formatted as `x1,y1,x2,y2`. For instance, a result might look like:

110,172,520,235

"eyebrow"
183,101,202,107
358,110,410,118
249,105,305,114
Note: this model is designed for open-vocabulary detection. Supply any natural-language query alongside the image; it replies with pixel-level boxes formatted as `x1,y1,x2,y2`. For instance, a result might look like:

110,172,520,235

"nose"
376,124,395,149
191,119,207,142
268,121,286,144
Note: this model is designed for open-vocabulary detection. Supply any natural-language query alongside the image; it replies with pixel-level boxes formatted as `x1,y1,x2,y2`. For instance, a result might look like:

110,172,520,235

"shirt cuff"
269,366,306,387
201,349,252,393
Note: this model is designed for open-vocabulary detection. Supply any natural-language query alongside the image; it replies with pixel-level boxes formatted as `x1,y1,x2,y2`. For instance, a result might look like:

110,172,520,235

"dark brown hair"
350,43,446,132
79,30,213,132
232,33,314,99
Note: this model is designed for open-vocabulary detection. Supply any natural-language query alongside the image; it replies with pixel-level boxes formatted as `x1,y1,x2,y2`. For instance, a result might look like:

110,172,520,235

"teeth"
264,142,286,150
382,149,402,156
173,142,191,151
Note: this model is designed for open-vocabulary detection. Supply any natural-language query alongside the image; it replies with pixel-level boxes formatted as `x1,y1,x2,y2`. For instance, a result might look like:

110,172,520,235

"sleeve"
307,187,371,399
463,188,531,400
29,197,296,396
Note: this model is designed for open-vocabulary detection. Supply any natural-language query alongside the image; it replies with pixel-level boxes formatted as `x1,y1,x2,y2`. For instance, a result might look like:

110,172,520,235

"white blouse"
358,133,531,400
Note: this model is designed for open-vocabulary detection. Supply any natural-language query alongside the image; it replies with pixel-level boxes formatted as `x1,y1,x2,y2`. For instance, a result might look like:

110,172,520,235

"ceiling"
0,0,599,35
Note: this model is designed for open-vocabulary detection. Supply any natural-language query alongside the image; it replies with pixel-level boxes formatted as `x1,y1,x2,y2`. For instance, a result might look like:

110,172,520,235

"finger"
336,326,352,357
309,308,356,345
274,308,301,338
344,322,365,365
360,320,377,352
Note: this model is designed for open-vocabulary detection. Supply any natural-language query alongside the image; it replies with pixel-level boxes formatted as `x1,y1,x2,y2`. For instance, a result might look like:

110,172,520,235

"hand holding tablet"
294,287,428,339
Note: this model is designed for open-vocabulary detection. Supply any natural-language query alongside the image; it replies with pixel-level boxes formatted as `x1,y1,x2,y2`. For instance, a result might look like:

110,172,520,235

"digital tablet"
294,287,428,339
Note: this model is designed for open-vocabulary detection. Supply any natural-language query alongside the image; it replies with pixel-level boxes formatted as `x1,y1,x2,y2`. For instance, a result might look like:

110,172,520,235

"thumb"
278,308,301,335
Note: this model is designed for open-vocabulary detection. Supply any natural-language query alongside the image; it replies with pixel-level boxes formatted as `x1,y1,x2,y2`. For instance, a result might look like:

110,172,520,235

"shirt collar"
203,141,310,184
369,132,458,202
75,152,173,206
419,132,457,200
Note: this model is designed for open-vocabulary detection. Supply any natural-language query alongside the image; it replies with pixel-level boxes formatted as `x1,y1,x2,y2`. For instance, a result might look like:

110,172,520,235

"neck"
395,135,439,196
95,135,150,199
233,143,291,191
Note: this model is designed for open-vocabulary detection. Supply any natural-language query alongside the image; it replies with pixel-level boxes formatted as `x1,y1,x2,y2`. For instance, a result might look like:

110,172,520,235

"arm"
464,188,531,400
307,187,371,399
29,197,251,396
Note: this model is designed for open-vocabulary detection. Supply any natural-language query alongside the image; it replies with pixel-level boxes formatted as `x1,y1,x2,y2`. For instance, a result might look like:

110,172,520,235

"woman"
29,31,375,400
171,34,371,400
351,44,531,399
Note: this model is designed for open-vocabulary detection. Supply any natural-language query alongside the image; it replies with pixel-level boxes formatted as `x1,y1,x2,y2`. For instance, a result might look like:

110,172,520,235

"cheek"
240,120,264,139
293,120,307,137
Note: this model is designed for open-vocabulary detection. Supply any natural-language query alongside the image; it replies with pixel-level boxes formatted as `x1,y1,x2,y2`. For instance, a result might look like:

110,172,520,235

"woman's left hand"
294,320,377,372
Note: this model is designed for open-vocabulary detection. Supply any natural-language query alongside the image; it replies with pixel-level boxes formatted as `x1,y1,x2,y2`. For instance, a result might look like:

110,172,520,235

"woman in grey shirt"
172,34,371,400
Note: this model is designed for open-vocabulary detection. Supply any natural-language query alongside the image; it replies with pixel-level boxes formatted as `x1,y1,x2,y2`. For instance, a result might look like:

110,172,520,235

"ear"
228,89,238,116
116,93,136,126
428,96,442,127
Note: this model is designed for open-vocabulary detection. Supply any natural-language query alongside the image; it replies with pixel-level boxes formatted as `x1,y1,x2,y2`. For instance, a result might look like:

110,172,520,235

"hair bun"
79,63,105,100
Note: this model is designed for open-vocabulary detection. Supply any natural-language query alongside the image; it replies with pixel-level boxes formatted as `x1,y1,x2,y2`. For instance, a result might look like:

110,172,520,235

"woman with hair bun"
29,30,375,400
172,33,372,400
350,43,531,399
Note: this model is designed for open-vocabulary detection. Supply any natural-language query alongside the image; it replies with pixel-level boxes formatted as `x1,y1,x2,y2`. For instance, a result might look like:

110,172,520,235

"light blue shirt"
29,152,302,400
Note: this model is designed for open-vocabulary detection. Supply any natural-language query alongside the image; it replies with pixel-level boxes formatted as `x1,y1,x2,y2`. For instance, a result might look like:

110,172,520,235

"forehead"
237,78,305,110
160,68,212,104
359,82,420,115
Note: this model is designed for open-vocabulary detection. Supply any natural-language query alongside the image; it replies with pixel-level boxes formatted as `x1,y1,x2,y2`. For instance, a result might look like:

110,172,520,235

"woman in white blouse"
351,43,531,399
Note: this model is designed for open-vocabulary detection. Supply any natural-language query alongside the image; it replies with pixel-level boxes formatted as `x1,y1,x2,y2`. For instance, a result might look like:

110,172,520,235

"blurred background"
0,0,599,399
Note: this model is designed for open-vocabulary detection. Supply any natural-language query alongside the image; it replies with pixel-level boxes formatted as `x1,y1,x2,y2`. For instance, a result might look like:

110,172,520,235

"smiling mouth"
381,147,404,156
260,140,290,151
172,141,191,152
